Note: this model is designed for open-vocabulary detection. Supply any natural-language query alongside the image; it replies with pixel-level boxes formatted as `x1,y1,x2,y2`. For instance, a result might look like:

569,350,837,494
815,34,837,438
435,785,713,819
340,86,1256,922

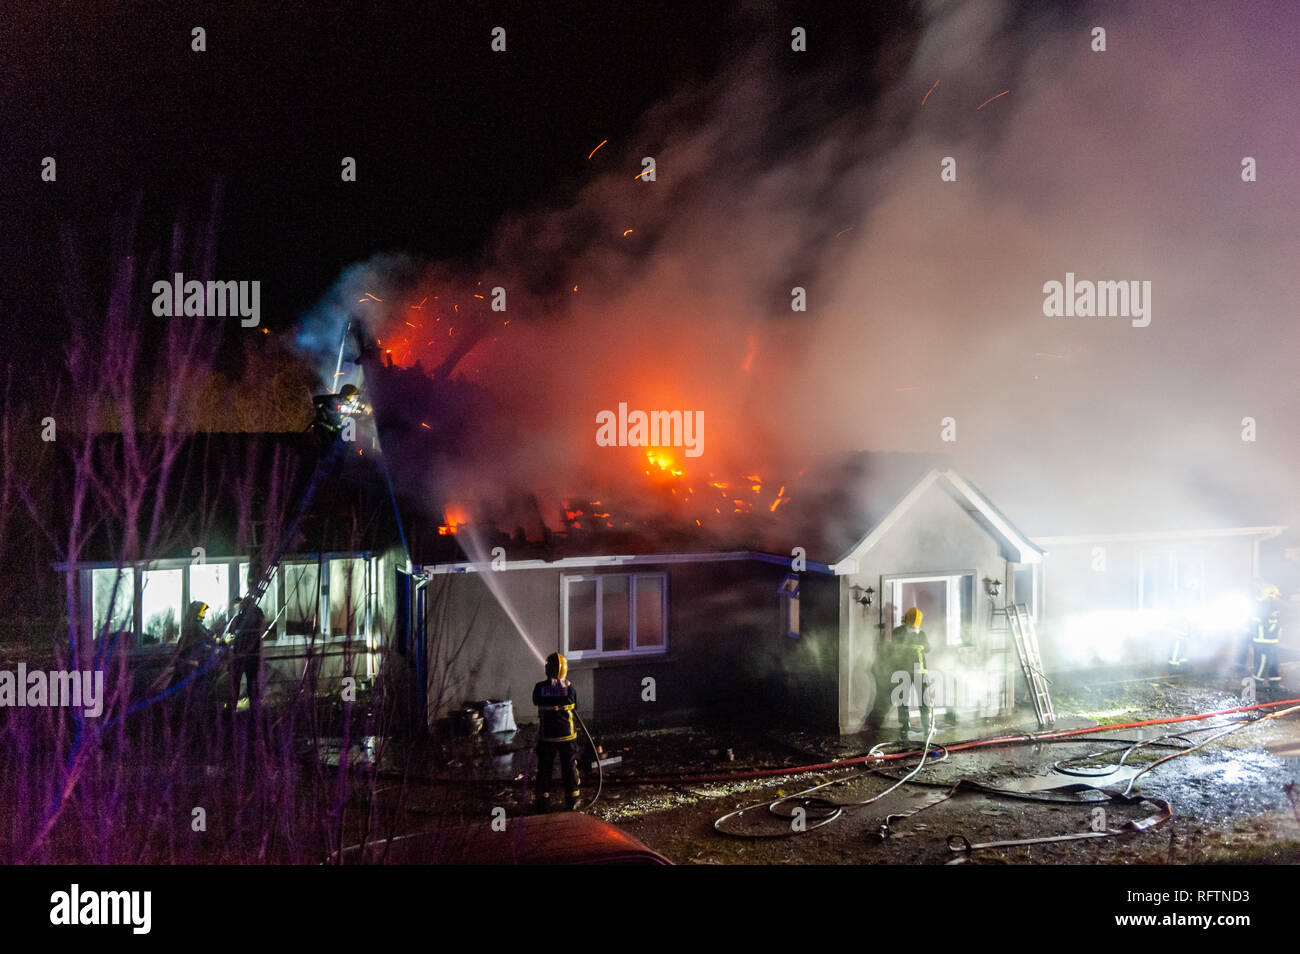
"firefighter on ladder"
1251,582,1283,699
533,652,581,812
892,607,933,740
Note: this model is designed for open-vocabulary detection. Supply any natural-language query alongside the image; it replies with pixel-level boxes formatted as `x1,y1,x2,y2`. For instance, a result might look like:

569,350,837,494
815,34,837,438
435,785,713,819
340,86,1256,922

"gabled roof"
833,468,1044,573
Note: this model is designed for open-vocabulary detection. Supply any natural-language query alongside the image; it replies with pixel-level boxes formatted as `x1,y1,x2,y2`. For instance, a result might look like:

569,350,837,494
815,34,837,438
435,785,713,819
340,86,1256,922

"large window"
190,562,232,633
81,555,370,649
886,573,974,647
562,573,667,659
328,558,367,636
283,562,320,637
92,567,134,640
140,567,183,645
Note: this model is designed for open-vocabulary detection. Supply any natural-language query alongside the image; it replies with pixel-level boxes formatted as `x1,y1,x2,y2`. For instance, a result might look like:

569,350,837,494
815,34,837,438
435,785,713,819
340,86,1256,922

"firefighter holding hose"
533,652,581,811
892,607,933,740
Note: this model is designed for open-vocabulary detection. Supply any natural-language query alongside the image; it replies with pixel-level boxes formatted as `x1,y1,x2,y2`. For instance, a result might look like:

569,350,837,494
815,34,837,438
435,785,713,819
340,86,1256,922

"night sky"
2,1,913,349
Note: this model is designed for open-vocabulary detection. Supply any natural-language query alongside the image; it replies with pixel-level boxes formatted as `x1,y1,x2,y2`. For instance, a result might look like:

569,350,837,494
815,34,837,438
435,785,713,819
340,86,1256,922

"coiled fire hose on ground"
708,699,1300,842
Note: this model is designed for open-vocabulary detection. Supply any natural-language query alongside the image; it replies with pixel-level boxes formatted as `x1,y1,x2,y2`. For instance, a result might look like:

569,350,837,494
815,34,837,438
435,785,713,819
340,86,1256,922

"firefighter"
310,384,361,446
533,652,581,811
172,600,218,689
891,607,933,739
1251,583,1283,698
228,595,266,713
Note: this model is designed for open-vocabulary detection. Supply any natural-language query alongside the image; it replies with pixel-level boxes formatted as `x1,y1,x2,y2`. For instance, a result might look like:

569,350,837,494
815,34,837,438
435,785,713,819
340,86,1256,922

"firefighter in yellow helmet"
891,607,933,740
533,652,581,811
1250,582,1283,698
171,600,217,690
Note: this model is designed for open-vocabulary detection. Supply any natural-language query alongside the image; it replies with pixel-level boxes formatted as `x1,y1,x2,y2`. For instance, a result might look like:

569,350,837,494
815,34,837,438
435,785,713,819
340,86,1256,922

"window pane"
92,567,134,640
567,579,597,652
899,580,946,630
284,563,320,637
635,577,664,647
602,576,630,652
190,563,231,633
140,568,183,645
330,558,366,636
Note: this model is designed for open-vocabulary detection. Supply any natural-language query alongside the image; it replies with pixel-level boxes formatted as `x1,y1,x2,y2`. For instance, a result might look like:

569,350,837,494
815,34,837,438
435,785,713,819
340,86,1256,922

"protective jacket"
1252,601,1281,645
891,624,930,674
533,679,578,742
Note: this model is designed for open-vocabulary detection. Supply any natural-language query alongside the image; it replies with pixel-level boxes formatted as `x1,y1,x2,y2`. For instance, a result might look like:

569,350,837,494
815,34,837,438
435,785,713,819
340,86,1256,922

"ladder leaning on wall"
1006,602,1055,728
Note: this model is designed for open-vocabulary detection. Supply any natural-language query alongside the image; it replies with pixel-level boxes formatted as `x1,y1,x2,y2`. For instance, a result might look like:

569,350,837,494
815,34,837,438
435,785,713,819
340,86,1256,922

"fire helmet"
1256,582,1281,601
339,384,359,404
903,607,923,628
545,652,568,680
189,600,209,622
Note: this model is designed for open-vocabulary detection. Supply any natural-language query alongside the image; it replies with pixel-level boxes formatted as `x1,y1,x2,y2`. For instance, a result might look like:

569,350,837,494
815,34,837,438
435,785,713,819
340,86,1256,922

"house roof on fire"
47,432,403,565
419,452,1045,574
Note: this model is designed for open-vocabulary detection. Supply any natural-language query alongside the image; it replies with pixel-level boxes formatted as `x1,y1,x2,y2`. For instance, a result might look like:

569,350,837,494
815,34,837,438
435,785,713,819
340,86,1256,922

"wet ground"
378,675,1300,864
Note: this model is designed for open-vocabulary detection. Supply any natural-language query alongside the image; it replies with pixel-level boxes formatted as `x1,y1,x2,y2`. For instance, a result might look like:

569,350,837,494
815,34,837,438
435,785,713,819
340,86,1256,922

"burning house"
408,453,1045,735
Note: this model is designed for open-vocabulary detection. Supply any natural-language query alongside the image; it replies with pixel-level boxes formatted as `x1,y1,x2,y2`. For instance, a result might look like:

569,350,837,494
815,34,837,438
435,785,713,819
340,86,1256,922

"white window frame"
561,572,668,660
886,572,973,648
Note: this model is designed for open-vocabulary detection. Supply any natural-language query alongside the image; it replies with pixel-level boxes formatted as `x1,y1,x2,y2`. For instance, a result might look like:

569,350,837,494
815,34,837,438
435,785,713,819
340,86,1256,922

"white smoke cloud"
298,0,1300,537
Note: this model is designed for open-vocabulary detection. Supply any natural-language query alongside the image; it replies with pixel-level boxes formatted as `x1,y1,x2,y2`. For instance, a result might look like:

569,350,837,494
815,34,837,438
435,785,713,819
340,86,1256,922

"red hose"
603,697,1300,786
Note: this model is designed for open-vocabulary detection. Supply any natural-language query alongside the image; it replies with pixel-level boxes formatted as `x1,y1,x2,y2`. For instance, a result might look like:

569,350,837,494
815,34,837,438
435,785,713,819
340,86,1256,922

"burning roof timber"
400,449,965,568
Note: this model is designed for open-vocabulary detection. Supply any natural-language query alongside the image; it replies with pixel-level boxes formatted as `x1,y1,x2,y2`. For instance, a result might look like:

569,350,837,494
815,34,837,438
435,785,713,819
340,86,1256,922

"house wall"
420,559,841,731
839,486,1016,733
1035,534,1261,670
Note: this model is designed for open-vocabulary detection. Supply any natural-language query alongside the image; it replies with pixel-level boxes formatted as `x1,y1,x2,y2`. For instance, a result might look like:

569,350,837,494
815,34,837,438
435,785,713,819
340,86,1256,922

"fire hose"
420,697,1300,789
708,699,1300,843
606,696,1300,787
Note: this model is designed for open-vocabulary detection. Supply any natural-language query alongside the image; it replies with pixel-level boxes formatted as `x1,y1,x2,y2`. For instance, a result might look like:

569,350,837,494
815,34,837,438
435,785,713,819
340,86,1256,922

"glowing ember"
976,89,1010,110
587,139,608,160
921,79,939,106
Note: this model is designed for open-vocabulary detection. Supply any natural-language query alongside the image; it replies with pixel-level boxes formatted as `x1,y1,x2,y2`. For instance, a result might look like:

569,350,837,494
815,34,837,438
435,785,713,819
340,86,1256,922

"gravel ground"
580,680,1300,865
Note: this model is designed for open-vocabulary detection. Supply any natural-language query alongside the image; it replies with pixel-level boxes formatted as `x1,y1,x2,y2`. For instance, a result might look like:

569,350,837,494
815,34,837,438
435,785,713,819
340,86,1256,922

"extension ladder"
218,431,349,639
1006,602,1055,727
